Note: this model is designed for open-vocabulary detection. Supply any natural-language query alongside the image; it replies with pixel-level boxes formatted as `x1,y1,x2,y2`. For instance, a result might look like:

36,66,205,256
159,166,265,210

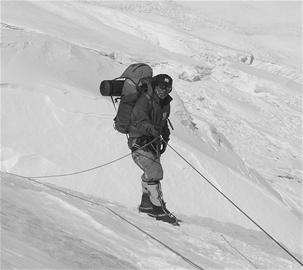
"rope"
5,172,205,270
25,153,131,179
220,234,259,269
105,207,205,270
22,137,159,179
167,143,303,267
5,135,302,266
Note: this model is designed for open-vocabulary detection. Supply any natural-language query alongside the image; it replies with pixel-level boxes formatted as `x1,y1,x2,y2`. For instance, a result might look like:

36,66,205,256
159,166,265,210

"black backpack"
100,63,153,134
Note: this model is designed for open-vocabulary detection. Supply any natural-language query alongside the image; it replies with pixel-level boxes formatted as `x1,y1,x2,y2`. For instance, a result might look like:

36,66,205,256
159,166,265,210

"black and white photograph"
1,0,302,269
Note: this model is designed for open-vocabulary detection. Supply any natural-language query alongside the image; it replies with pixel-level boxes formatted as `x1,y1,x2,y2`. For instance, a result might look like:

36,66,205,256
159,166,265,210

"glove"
137,77,152,93
147,126,160,138
138,77,152,85
160,140,168,155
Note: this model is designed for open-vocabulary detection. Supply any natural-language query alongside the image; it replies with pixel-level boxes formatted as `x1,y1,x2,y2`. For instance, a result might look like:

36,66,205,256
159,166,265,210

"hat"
152,74,173,90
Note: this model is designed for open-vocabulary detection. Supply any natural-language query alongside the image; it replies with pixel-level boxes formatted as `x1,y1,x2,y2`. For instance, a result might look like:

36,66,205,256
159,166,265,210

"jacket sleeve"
161,120,170,142
130,95,158,136
161,104,171,141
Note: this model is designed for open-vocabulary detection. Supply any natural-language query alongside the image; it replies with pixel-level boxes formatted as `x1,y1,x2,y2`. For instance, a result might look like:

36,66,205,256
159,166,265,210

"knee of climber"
145,165,163,182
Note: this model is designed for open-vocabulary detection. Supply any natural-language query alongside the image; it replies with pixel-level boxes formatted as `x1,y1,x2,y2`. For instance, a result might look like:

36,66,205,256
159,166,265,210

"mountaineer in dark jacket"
128,74,178,224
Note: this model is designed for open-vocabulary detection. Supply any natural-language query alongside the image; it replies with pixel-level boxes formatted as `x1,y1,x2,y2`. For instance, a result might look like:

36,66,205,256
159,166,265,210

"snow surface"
1,172,300,269
1,1,302,269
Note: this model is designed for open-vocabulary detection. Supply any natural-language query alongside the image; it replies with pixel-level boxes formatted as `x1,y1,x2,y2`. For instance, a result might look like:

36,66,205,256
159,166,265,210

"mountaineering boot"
138,192,153,213
148,203,179,226
146,181,179,225
139,181,179,225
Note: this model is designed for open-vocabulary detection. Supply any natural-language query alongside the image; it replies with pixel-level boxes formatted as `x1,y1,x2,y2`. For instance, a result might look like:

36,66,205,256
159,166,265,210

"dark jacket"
129,89,172,143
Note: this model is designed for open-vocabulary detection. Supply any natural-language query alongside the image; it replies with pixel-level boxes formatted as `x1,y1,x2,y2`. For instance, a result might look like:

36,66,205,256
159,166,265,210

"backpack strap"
110,96,117,111
114,76,137,86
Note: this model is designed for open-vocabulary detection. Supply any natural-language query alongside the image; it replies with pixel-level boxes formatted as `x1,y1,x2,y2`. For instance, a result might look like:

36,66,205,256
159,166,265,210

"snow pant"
132,149,164,206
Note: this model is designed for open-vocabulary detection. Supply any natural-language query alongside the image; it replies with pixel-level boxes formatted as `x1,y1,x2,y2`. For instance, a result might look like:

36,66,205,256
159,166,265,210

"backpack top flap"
120,63,153,85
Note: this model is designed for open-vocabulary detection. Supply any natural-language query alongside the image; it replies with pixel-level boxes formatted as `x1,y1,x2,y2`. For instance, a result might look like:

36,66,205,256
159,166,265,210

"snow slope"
1,172,300,269
1,0,302,268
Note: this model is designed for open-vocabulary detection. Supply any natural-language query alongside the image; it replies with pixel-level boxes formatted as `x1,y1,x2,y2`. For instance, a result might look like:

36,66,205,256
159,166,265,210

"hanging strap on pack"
168,119,174,130
102,76,138,109
110,96,117,111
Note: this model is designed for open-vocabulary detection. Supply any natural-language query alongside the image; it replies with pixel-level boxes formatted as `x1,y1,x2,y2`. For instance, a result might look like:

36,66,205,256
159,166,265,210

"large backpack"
100,63,153,134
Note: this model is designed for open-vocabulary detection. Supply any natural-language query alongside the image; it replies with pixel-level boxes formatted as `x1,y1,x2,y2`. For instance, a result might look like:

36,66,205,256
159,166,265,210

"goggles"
155,86,171,99
155,84,172,94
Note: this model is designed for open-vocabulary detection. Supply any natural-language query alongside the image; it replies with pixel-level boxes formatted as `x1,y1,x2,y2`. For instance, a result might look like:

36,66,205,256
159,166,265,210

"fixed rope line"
6,135,301,265
23,138,160,179
105,206,205,270
6,172,205,270
220,234,259,269
25,153,132,179
167,143,303,267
